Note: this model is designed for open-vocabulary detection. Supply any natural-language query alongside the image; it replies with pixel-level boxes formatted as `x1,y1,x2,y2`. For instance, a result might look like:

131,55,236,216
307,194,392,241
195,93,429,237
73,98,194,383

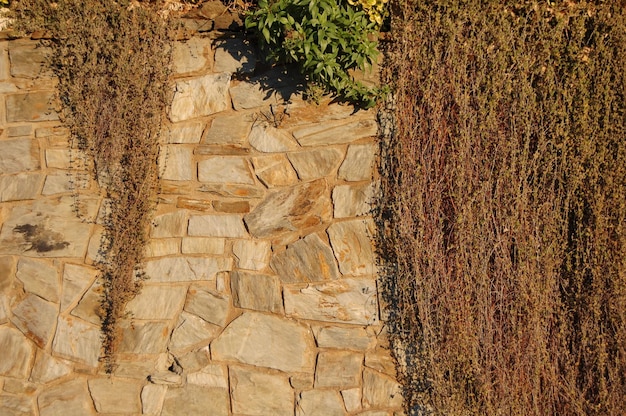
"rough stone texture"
126,284,187,319
327,219,375,276
288,148,343,180
244,179,332,238
170,73,230,122
203,113,252,145
296,390,346,416
284,278,379,325
16,258,59,302
0,393,35,416
0,138,40,174
252,154,299,188
230,366,293,416
362,368,404,409
9,40,51,78
315,350,363,388
165,121,204,144
213,38,256,74
70,280,101,324
332,183,373,218
198,156,254,184
231,270,282,313
88,378,142,414
341,388,362,413
314,325,375,350
151,211,187,238
232,239,270,270
172,37,212,75
141,384,167,415
338,143,376,181
159,145,194,181
161,384,228,416
45,149,72,168
0,327,34,378
6,92,58,122
29,352,72,384
270,233,339,283
181,237,225,255
119,321,170,354
38,378,94,416
187,363,227,388
184,287,230,327
60,263,98,312
144,256,231,282
211,312,315,373
10,293,58,348
0,173,43,202
52,316,100,367
42,172,85,195
145,238,180,257
169,311,222,351
198,183,264,198
188,214,247,238
293,118,377,146
248,124,298,153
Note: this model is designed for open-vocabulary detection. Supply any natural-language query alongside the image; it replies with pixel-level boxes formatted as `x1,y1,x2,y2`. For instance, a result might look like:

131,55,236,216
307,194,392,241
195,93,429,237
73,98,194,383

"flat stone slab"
327,219,375,276
0,138,40,174
230,270,282,313
161,384,228,416
0,327,34,378
38,378,95,416
52,316,100,368
292,118,377,146
170,73,230,122
144,256,231,282
169,311,221,351
16,258,59,302
287,148,343,181
88,378,141,414
270,233,339,283
230,366,293,416
11,293,58,348
296,390,346,416
5,91,59,122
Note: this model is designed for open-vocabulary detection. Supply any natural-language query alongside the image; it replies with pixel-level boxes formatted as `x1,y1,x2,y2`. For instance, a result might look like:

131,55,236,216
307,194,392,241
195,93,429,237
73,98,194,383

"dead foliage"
376,1,626,414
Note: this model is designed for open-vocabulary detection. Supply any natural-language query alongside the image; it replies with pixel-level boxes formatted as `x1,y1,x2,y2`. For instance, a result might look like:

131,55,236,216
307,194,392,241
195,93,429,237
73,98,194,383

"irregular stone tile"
6,91,58,122
9,40,52,78
230,366,293,416
187,363,227,388
151,211,187,238
0,293,9,324
181,237,225,255
211,312,315,373
232,239,270,271
29,351,72,384
229,68,302,110
212,200,250,213
45,149,71,169
170,73,230,122
60,263,98,311
52,315,100,367
293,118,377,146
197,156,254,184
315,350,363,388
0,256,16,292
0,173,43,202
0,196,99,258
0,138,39,174
341,388,362,413
141,384,167,415
244,179,332,238
270,233,339,283
252,154,299,187
7,125,32,137
184,287,230,327
170,311,221,351
296,390,346,416
314,325,375,350
198,183,264,198
356,411,391,416
172,37,212,74
231,270,282,313
3,378,37,394
16,258,59,302
0,327,34,378
88,378,141,414
338,143,376,181
188,214,247,238
127,285,187,320
284,278,379,325
34,126,69,138
158,145,194,181
176,197,213,212
11,293,58,348
365,347,397,377
161,384,228,416
165,121,204,144
38,378,94,416
113,357,158,380
248,124,298,153
287,148,343,180
41,172,89,196
119,321,170,354
332,183,373,218
279,100,360,128
362,368,404,408
213,38,256,74
70,279,102,325
0,393,34,416
327,219,375,275
290,373,315,389
144,256,231,282
144,238,180,257
179,349,211,373
203,113,253,145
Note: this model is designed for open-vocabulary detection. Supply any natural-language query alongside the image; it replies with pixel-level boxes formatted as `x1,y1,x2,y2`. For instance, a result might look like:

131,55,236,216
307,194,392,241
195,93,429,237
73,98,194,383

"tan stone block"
184,287,230,327
332,182,373,218
127,284,187,320
230,270,282,313
29,351,72,384
270,233,339,283
203,113,253,145
327,218,375,276
296,390,346,416
188,214,248,238
341,388,362,413
159,145,194,181
0,327,34,378
187,363,227,388
118,321,170,354
165,120,204,144
362,368,404,409
293,118,377,146
170,73,230,122
11,293,58,348
6,91,58,122
314,325,375,350
212,200,250,213
141,384,167,415
181,237,225,255
42,172,87,195
197,156,254,184
198,183,265,199
0,256,16,292
339,142,376,181
151,211,187,238
172,37,212,75
144,238,180,257
248,123,298,152
16,257,59,302
232,239,270,270
170,311,221,351
52,315,100,368
60,263,98,312
177,197,213,211
0,393,35,415
287,148,344,181
9,40,52,78
88,378,142,414
161,384,228,416
252,154,299,188
45,148,71,168
0,138,40,174
315,350,363,388
0,173,43,201
69,279,102,325
144,256,231,282
38,378,95,416
230,366,293,416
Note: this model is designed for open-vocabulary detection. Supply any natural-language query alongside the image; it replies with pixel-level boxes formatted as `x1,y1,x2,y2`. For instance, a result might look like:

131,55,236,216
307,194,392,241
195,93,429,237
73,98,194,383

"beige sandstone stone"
141,384,167,415
230,366,293,416
145,238,180,257
253,154,299,188
181,237,225,255
248,123,298,153
357,411,391,416
0,256,16,292
172,37,212,74
16,257,59,302
70,279,102,325
10,293,58,348
203,113,253,145
314,325,374,351
144,256,231,282
231,270,282,313
151,211,187,238
113,357,158,380
45,149,72,168
315,350,363,388
198,183,265,198
38,378,95,416
232,239,270,270
176,197,213,211
60,263,98,311
211,312,315,373
0,294,9,324
41,172,87,196
170,73,230,122
187,363,227,388
341,388,362,413
338,143,377,181
296,390,346,416
213,38,256,74
0,393,34,416
3,378,37,394
29,351,72,384
293,118,377,146
284,278,379,325
159,146,194,181
161,384,228,416
88,378,142,414
0,327,34,378
127,284,187,320
9,40,51,78
332,183,373,218
287,148,344,180
52,315,100,367
290,373,315,389
0,138,40,174
170,311,221,351
327,219,375,276
179,348,211,373
365,348,397,377
212,200,250,213
362,368,404,409
0,173,42,201
184,287,230,327
198,156,255,184
165,121,205,144
244,179,332,238
188,214,248,238
6,91,58,122
119,321,170,354
270,233,339,283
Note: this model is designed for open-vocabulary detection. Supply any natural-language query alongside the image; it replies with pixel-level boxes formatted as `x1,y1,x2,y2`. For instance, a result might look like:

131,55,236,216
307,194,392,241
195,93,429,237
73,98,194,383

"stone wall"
0,11,404,416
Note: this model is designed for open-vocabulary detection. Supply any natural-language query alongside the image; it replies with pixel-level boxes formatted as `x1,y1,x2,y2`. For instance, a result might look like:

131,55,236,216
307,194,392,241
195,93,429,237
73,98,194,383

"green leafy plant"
245,0,385,108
